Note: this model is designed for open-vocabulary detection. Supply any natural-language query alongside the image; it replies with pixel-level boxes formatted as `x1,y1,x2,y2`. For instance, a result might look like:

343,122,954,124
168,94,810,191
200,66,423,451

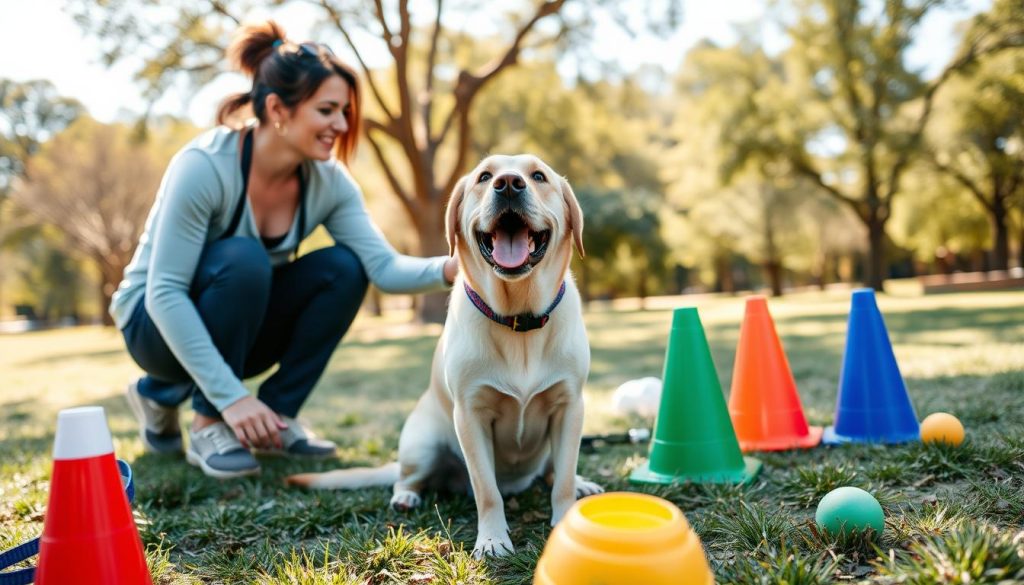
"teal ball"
815,487,884,536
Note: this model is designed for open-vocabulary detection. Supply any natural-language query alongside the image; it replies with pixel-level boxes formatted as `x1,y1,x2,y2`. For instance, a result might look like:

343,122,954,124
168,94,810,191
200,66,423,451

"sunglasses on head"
293,42,334,59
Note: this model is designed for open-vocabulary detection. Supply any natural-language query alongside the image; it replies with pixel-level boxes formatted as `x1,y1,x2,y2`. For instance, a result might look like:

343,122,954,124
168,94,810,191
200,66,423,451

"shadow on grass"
780,304,1024,346
4,294,1024,583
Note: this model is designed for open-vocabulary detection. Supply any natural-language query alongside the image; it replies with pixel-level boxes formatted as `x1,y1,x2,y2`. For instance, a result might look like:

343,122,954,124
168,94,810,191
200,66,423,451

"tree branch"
931,156,993,213
833,3,867,146
476,0,566,88
439,0,566,180
885,21,1024,203
364,121,415,218
372,0,394,46
317,0,397,123
206,0,240,25
387,0,432,201
790,155,862,216
363,117,401,140
423,0,444,143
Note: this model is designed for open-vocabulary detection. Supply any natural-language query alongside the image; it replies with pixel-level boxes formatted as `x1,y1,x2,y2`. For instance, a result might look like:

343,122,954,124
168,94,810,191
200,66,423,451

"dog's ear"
560,176,585,259
445,175,468,257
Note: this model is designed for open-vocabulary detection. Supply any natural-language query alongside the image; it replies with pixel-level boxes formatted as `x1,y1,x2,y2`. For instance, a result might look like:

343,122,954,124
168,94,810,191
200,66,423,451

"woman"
111,20,457,479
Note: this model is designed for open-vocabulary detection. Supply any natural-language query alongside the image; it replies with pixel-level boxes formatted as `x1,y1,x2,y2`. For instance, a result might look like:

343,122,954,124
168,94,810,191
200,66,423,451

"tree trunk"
415,212,451,324
990,198,1010,271
761,189,783,296
815,253,830,291
367,286,383,317
714,254,734,294
96,256,122,327
1019,225,1024,270
637,263,648,310
864,217,887,291
98,281,114,326
765,261,784,297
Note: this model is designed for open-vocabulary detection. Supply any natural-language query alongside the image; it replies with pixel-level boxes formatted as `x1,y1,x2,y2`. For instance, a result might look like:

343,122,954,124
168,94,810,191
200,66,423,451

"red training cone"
728,296,822,451
36,406,152,585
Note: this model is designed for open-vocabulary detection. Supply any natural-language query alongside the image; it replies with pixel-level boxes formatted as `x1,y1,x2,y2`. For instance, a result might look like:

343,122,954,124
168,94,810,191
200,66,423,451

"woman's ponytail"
216,20,287,126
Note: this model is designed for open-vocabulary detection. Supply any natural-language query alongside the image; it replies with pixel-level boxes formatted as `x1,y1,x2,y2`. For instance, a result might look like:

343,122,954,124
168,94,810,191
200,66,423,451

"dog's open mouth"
475,211,551,276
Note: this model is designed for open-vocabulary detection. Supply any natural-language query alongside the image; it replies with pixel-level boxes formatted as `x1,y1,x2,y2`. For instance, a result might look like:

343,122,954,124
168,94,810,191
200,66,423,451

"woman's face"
282,75,351,161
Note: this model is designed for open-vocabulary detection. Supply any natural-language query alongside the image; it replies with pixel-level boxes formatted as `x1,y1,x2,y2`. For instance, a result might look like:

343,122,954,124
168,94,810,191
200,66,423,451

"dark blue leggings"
122,237,368,418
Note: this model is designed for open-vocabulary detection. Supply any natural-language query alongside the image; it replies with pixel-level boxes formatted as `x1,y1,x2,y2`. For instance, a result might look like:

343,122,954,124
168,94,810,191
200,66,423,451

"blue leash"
0,459,135,585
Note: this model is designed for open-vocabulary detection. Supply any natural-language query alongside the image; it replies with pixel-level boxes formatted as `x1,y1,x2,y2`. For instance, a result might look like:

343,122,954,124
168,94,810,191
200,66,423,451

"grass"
1,289,1023,584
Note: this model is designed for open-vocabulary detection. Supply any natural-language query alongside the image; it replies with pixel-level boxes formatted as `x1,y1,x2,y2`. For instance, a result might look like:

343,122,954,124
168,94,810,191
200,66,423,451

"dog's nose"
492,173,527,197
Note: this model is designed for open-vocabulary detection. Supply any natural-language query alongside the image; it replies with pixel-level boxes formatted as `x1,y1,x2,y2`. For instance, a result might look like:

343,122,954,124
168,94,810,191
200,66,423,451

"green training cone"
631,307,762,485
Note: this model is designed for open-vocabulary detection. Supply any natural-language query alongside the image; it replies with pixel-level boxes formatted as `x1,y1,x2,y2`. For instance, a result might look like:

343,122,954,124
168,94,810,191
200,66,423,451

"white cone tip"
53,406,114,460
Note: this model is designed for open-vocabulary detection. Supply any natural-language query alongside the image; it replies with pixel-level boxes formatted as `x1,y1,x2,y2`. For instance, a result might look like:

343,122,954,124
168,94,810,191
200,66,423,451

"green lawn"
2,289,1023,584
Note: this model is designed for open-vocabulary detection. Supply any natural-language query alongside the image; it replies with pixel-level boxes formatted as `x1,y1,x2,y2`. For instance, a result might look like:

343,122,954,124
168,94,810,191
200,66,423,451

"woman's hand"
443,254,459,285
221,396,288,449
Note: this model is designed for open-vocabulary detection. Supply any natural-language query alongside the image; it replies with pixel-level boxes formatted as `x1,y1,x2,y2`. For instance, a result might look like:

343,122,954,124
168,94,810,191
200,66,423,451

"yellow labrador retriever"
287,154,601,557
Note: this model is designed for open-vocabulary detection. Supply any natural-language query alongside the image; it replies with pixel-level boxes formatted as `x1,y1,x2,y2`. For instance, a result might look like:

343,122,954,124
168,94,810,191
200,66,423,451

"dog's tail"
285,462,400,490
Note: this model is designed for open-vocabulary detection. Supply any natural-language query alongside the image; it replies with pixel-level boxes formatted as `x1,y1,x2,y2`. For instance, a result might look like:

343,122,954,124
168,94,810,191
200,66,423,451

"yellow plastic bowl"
920,412,965,446
534,492,714,585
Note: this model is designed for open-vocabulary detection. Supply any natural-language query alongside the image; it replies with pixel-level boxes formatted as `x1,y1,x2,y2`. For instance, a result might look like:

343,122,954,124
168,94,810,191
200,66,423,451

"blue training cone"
822,288,920,444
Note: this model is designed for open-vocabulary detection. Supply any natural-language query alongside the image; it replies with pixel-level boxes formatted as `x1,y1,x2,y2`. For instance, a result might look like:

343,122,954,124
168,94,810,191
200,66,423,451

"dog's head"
446,154,583,283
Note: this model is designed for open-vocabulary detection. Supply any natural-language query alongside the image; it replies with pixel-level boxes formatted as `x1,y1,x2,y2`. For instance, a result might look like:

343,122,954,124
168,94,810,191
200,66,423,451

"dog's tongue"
492,227,530,268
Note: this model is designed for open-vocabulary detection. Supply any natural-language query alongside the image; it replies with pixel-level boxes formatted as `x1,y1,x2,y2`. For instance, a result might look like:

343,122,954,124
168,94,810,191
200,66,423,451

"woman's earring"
274,121,288,137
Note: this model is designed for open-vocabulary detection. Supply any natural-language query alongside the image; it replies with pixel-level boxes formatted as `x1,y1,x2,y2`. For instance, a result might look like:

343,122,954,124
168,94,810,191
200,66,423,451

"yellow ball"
920,412,964,446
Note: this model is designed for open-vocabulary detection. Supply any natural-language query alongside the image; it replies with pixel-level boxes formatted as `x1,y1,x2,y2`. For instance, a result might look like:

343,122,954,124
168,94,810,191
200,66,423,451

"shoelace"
202,424,243,454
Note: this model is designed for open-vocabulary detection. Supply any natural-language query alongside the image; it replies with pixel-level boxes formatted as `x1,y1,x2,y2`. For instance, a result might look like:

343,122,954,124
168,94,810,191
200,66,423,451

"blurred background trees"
63,0,682,322
1,0,1022,325
11,117,197,324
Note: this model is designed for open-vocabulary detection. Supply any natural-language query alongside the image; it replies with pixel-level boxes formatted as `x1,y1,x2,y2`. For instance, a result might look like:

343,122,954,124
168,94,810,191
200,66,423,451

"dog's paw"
390,489,422,511
575,476,604,498
472,533,514,559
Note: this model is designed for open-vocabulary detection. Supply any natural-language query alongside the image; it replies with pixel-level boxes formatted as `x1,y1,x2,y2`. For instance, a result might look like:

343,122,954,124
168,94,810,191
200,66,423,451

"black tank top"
222,129,306,255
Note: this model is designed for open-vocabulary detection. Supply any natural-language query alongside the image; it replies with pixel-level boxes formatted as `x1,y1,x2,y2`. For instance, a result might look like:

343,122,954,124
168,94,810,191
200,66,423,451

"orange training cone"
728,296,822,452
35,406,152,585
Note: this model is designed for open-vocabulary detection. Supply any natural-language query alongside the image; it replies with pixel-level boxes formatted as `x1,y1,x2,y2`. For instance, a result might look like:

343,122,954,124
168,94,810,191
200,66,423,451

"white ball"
611,377,662,417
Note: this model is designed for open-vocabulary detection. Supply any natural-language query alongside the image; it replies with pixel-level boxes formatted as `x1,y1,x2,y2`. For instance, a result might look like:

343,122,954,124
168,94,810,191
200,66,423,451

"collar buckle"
509,314,548,332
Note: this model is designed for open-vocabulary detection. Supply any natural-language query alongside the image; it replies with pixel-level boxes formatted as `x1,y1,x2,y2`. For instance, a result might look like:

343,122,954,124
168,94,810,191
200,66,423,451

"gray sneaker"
256,416,337,459
124,380,183,454
186,422,260,479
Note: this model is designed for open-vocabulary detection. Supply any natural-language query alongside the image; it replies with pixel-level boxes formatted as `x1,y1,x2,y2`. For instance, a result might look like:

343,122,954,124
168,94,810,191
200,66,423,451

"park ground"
1,288,1023,584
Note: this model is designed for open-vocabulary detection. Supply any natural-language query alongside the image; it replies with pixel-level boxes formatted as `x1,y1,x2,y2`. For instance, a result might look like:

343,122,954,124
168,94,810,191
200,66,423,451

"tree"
728,0,1024,290
927,50,1024,270
668,41,829,296
0,79,84,317
891,165,989,273
0,79,84,243
575,186,668,304
67,0,682,321
0,79,84,198
7,230,87,322
12,117,194,325
469,60,670,300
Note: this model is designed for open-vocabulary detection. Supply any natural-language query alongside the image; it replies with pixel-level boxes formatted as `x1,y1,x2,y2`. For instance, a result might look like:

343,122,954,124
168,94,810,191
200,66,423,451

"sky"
0,0,990,127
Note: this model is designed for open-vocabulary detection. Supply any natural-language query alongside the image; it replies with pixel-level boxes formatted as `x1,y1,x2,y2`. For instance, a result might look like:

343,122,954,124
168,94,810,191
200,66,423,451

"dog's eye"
478,172,493,183
531,171,546,182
